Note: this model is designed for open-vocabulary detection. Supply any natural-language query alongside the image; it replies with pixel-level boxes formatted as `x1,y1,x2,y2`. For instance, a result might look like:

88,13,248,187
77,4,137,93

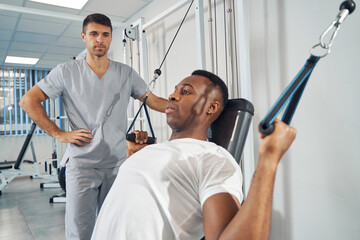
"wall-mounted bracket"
124,27,137,41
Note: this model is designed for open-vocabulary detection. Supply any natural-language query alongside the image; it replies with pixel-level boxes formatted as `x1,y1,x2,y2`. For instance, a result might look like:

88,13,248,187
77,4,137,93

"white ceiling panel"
47,46,84,56
84,0,150,19
0,10,20,18
80,11,127,24
61,23,83,38
0,29,13,41
0,48,7,56
20,13,72,25
13,31,57,45
0,0,23,6
104,14,127,24
24,1,81,15
6,50,43,58
55,37,84,48
17,17,68,36
0,0,154,68
9,42,48,53
0,40,10,49
0,15,18,30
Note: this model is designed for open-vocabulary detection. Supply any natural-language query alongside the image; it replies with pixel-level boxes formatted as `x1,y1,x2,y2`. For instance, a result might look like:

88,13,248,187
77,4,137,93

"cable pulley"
144,0,195,96
259,0,355,136
126,0,195,143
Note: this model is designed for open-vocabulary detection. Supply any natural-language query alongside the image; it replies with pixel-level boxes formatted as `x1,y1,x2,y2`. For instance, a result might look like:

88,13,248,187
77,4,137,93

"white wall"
249,0,360,239
108,0,360,239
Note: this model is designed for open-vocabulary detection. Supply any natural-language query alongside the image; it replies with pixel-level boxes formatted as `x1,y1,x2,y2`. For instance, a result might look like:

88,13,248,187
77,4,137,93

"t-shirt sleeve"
198,149,243,207
37,65,64,100
129,68,147,99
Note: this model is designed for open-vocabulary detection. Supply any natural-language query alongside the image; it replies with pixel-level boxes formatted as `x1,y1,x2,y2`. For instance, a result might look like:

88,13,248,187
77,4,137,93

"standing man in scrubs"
20,13,168,240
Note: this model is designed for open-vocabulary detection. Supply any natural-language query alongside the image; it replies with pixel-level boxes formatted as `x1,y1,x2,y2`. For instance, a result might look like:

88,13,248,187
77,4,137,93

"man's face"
81,22,112,58
166,75,216,131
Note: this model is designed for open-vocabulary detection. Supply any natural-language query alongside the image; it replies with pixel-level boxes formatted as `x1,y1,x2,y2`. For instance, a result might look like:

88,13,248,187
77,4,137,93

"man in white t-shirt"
91,70,297,240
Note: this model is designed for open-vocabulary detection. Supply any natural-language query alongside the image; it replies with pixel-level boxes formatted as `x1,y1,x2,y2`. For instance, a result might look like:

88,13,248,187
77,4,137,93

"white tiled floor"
0,176,65,240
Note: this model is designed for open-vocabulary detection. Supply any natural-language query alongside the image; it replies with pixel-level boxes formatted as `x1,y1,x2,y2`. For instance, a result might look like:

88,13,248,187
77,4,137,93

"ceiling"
0,0,153,69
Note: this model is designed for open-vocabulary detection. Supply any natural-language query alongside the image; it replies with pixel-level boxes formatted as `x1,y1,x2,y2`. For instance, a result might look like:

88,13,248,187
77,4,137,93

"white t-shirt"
91,138,243,240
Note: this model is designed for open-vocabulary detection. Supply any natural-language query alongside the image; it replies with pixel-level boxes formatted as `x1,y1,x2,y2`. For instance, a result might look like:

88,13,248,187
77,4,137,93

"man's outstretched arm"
203,119,297,240
138,92,169,113
20,85,93,146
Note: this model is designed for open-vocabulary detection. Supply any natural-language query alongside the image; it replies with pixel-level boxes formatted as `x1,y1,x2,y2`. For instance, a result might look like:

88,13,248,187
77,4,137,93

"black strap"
126,96,156,143
259,55,320,136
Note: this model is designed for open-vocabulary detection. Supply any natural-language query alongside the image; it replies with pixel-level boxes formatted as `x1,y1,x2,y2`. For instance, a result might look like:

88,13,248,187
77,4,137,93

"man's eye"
182,90,190,95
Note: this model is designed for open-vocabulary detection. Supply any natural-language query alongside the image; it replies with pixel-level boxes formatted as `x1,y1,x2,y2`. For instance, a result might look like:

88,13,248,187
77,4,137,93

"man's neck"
169,128,208,141
85,53,109,78
85,53,109,68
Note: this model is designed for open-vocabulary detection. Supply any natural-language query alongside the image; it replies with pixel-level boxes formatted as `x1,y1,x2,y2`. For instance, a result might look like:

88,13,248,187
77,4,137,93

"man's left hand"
126,131,156,158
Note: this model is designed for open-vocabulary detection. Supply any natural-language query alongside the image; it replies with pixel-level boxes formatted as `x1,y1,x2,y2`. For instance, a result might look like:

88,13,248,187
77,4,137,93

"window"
0,67,51,136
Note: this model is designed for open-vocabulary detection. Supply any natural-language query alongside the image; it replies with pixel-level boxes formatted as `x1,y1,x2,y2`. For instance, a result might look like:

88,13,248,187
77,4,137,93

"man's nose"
168,92,180,101
96,35,103,43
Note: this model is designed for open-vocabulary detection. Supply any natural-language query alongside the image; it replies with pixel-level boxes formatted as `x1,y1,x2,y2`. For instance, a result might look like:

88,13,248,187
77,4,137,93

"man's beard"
93,47,107,57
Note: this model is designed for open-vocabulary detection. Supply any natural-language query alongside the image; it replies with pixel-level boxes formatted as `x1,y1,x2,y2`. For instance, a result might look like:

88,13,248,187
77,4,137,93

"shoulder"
109,60,141,77
61,59,81,68
193,139,232,158
110,60,133,71
50,59,82,73
167,139,234,161
194,140,239,170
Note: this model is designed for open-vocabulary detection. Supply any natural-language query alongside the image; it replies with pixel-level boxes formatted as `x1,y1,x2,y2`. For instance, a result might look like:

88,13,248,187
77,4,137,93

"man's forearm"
220,156,278,240
214,120,296,240
20,98,61,138
144,93,168,113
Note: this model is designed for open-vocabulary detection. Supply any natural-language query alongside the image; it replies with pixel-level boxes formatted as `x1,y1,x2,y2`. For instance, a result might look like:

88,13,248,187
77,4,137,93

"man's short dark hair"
83,13,112,33
191,70,228,108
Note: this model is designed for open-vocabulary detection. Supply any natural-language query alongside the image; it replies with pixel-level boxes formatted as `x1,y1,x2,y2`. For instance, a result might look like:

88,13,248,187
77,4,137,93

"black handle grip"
126,133,156,144
340,0,356,14
154,69,162,76
258,122,275,137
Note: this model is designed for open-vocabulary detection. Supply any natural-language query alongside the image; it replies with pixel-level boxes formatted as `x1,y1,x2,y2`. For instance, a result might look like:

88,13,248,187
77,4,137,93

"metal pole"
132,18,148,82
122,31,130,65
232,0,240,98
225,0,234,98
14,68,18,136
24,69,28,134
130,18,149,131
8,68,12,136
2,68,6,136
19,69,23,135
235,0,255,196
213,0,219,74
208,0,215,72
195,0,206,69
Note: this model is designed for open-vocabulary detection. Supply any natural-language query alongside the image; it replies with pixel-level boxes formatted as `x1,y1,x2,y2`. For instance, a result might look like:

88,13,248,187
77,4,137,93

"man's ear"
81,32,86,42
207,101,221,115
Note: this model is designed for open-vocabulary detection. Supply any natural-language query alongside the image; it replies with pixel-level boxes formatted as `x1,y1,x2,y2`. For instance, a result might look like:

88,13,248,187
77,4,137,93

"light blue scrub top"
37,58,147,168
